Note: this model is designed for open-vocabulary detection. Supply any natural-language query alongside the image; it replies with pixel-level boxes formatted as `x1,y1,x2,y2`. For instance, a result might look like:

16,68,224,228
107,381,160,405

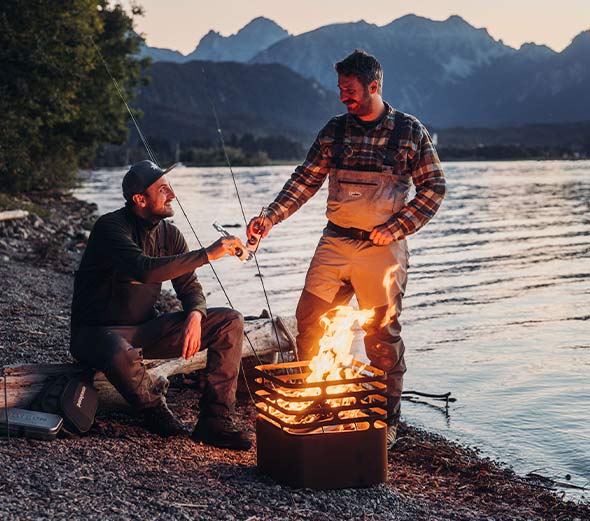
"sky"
123,0,590,55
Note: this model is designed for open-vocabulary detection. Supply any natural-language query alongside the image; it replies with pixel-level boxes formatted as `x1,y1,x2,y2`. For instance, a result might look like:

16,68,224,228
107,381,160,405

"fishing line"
89,36,272,367
201,65,288,363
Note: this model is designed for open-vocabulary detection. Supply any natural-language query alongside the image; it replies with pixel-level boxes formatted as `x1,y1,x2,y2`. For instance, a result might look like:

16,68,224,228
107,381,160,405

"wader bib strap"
326,110,410,232
331,110,406,168
332,115,347,170
385,110,406,160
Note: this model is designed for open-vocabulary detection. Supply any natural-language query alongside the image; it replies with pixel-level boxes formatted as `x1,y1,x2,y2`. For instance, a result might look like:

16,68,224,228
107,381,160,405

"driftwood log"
0,210,29,222
1,316,297,411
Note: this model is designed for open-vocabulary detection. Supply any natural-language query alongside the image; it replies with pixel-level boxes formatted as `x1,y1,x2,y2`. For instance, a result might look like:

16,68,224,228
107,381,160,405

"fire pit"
253,358,388,489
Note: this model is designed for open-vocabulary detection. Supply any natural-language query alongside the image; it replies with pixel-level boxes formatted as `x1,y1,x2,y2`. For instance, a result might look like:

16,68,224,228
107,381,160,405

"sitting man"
70,160,251,450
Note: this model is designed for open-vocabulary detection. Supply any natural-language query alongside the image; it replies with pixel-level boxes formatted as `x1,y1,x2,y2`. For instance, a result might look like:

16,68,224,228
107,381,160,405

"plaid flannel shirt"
266,103,446,240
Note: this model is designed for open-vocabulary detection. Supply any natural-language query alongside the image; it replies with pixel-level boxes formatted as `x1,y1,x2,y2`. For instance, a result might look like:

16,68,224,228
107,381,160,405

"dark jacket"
71,206,208,327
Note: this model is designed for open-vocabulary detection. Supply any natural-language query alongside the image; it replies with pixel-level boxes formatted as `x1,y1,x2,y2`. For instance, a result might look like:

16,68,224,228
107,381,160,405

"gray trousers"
295,234,409,424
296,289,405,424
70,308,243,418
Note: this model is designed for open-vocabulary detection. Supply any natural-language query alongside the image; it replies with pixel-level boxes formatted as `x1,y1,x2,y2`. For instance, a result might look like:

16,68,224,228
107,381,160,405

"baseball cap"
122,160,178,202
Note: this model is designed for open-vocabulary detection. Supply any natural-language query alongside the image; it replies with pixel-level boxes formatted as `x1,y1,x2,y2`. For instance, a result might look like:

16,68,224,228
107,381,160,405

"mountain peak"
188,17,289,63
236,17,289,38
568,30,590,46
245,16,282,27
562,30,590,57
445,15,471,27
518,42,556,58
386,14,433,27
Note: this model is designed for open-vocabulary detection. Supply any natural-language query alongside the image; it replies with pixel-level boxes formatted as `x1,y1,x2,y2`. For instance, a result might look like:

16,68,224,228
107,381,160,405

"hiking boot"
143,402,187,437
386,422,398,450
192,416,252,451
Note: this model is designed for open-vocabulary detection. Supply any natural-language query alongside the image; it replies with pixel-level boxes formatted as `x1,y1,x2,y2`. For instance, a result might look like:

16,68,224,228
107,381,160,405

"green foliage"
0,1,148,193
95,132,305,167
0,192,49,218
180,146,270,167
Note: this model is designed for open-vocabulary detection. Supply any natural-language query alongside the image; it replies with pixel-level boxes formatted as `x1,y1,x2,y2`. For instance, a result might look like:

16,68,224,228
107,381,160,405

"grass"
0,192,51,219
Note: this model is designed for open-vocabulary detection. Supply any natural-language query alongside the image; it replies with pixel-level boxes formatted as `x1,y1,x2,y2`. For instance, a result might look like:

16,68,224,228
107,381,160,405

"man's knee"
224,309,244,332
107,342,143,372
364,333,406,372
296,290,330,330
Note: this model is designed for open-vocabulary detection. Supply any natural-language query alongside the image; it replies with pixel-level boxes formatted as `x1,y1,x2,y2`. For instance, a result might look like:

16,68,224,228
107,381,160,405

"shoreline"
0,191,588,520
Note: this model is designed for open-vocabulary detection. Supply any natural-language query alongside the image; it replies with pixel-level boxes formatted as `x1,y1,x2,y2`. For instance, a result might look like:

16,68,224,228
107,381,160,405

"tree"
0,1,148,193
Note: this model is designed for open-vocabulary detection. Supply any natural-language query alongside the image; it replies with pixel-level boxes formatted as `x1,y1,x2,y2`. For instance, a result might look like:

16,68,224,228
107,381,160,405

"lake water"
75,160,590,499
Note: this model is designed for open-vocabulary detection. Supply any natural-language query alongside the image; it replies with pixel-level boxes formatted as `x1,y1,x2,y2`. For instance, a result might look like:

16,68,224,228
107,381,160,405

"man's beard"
346,93,372,117
150,203,175,219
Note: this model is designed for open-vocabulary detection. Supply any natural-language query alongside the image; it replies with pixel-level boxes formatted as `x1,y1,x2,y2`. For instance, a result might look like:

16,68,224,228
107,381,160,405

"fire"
255,291,390,433
268,306,375,423
307,306,374,384
381,266,400,328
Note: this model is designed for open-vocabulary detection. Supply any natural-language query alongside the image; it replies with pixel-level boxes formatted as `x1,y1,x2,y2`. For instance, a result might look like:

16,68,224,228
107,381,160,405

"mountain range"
136,15,590,137
138,17,289,63
131,60,341,146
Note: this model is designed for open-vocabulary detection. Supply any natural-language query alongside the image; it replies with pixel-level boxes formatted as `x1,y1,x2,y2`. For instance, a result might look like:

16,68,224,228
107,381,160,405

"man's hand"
182,310,203,359
369,225,395,246
247,216,273,240
205,236,245,261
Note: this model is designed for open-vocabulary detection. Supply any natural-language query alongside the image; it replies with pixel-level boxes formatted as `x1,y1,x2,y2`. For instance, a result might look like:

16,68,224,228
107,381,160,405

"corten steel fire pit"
253,359,388,489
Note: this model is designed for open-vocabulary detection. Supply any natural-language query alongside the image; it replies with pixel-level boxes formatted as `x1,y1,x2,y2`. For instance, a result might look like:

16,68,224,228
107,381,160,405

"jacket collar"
124,205,161,232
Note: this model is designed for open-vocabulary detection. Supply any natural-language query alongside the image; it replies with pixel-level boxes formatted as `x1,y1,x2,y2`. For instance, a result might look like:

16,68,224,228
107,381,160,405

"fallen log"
1,316,297,411
0,209,29,222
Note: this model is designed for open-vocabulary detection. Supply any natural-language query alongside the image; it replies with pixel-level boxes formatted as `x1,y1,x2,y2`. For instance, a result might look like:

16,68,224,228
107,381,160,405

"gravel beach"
0,192,588,520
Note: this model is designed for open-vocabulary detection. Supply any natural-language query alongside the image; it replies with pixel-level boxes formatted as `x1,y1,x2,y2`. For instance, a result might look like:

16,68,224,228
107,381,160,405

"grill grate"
254,358,389,489
253,359,387,433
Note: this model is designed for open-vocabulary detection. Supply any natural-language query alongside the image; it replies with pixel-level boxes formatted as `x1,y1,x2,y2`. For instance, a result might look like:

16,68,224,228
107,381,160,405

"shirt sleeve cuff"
385,219,407,241
182,300,207,319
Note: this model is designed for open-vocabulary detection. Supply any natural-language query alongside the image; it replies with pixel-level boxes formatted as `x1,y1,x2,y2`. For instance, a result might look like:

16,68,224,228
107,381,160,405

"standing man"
71,160,251,450
247,50,446,448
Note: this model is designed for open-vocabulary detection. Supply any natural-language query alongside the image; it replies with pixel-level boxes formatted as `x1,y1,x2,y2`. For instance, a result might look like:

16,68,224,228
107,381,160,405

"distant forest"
96,133,305,167
434,121,590,161
95,121,590,167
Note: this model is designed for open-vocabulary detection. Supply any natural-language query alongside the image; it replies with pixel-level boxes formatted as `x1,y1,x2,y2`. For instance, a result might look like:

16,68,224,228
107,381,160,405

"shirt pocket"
382,145,413,180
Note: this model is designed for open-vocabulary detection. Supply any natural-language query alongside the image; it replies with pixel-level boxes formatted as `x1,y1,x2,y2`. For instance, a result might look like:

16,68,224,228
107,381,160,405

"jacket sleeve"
94,216,209,284
385,124,447,239
168,226,208,318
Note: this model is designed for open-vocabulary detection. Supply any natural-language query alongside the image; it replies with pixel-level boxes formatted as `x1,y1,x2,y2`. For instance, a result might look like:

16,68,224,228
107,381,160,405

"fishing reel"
213,222,263,262
213,208,266,262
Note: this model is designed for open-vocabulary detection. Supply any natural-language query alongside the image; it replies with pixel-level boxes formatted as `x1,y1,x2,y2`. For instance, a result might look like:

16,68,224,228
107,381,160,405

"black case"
0,407,63,440
31,373,98,434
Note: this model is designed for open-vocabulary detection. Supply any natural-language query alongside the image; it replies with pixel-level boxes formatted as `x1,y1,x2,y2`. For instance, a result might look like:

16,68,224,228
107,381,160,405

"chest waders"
295,111,410,424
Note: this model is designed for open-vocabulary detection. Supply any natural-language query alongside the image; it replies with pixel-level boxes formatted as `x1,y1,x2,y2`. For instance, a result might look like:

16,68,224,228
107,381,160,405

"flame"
307,305,374,384
268,305,375,424
381,266,400,328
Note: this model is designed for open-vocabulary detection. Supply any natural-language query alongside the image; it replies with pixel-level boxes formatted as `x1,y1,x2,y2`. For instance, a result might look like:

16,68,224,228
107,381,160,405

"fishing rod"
201,65,287,363
89,36,281,370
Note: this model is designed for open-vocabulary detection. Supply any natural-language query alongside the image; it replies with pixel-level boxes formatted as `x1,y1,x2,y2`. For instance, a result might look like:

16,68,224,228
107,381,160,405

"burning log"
1,316,297,411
